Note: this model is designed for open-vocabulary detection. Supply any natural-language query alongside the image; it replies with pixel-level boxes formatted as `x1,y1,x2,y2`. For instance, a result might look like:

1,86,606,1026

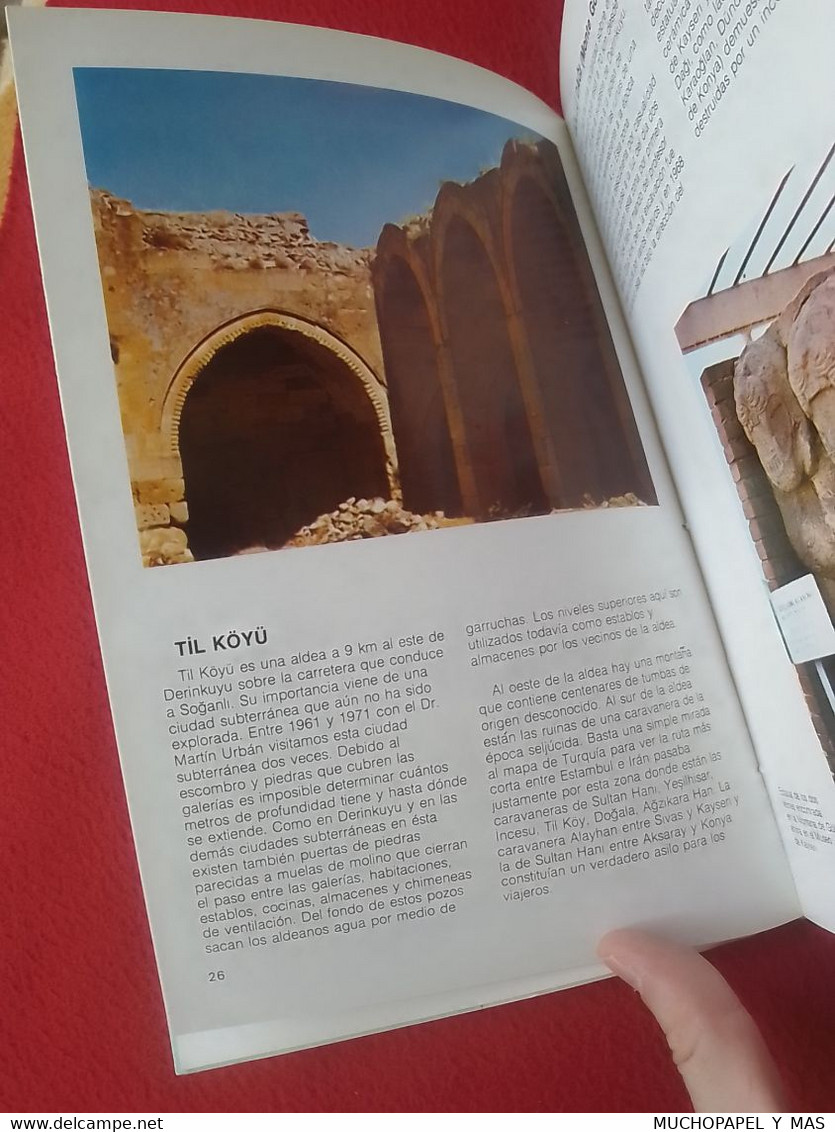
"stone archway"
374,252,462,517
438,215,547,519
507,173,655,506
162,312,395,560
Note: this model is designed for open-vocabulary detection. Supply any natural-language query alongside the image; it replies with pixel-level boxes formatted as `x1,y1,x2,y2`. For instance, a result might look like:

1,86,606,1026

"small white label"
770,574,835,664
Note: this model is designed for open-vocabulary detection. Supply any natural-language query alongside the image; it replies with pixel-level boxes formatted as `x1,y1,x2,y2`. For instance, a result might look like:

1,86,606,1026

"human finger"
598,929,786,1112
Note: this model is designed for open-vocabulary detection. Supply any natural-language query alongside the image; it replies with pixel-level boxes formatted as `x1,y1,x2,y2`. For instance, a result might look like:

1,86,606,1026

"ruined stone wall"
90,190,388,562
93,141,657,566
372,139,656,521
702,360,804,588
702,356,835,770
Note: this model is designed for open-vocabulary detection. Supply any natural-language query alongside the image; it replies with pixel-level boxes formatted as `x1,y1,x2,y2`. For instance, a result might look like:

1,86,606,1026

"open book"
8,0,834,1075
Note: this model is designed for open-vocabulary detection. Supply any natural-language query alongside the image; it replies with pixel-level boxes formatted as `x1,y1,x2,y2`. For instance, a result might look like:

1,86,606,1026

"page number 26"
208,970,226,982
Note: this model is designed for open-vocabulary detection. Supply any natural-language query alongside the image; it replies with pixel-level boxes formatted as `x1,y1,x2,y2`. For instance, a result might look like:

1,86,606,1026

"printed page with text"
561,0,835,929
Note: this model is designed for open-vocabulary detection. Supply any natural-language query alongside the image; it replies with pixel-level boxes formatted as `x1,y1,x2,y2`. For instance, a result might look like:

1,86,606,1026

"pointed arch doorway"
162,312,395,561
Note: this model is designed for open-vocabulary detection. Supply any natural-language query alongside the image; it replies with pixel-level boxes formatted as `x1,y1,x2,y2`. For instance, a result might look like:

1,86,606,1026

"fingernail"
600,950,643,992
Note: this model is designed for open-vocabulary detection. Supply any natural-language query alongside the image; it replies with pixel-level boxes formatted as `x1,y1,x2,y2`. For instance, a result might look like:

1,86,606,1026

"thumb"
598,929,786,1112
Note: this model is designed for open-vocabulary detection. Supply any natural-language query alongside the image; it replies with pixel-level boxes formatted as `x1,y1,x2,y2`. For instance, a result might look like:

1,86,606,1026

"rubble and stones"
284,497,465,547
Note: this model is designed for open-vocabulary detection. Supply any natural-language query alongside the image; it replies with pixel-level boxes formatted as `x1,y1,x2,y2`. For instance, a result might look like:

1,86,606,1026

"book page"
561,0,835,928
10,7,797,1073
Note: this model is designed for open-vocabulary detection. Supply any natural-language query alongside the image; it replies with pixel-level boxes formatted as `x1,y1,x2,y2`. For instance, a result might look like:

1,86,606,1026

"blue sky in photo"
73,68,539,247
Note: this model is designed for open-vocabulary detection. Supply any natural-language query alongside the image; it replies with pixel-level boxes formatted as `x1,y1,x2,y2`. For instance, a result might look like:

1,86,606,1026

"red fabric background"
2,0,834,1113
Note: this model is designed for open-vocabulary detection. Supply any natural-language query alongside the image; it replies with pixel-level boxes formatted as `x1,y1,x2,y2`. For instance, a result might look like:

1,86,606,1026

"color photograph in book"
73,67,657,568
674,142,835,776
